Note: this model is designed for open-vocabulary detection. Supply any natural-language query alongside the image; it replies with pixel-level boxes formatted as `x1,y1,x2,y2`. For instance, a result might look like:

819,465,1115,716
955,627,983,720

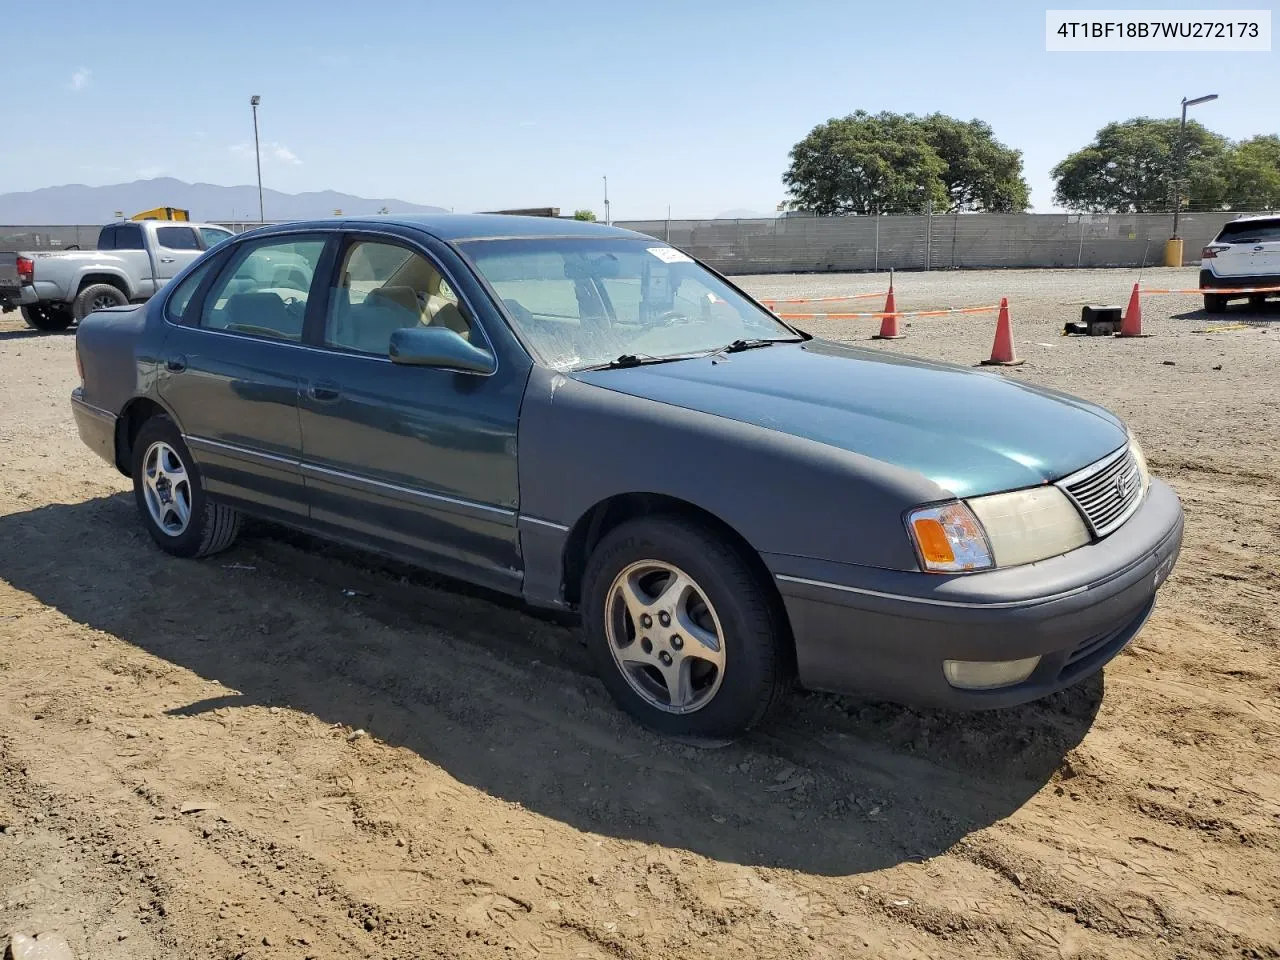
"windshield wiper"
578,352,698,371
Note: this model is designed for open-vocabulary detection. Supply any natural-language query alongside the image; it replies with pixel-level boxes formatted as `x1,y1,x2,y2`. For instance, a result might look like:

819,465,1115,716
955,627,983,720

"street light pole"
250,95,264,223
1171,93,1218,240
603,175,610,226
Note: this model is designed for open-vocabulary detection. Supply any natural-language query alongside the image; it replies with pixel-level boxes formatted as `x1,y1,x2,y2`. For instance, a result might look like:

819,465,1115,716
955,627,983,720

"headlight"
908,484,1092,573
966,485,1091,567
1129,435,1150,496
906,502,994,573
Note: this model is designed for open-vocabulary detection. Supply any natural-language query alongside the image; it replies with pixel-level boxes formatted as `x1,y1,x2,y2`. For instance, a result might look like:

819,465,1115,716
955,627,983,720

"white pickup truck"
0,219,235,331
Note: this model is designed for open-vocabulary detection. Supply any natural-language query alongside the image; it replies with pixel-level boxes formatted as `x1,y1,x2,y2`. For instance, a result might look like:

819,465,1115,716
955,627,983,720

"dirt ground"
1,266,1277,960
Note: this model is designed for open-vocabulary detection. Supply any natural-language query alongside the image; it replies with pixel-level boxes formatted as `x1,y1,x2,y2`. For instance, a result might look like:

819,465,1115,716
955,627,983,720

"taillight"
1202,244,1230,259
16,256,34,283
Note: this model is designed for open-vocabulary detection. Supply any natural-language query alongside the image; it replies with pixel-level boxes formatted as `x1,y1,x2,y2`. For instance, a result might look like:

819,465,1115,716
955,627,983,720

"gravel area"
2,267,1278,960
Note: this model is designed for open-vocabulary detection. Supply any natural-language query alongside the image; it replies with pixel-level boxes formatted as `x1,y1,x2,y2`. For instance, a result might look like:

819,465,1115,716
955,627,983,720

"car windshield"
456,236,802,370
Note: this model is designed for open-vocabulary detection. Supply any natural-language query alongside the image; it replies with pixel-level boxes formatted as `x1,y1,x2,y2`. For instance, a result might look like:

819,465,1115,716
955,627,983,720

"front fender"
516,366,949,579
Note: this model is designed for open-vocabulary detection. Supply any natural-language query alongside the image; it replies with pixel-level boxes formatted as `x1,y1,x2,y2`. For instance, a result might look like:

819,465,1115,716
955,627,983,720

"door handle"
159,257,176,263
308,382,341,402
165,355,187,373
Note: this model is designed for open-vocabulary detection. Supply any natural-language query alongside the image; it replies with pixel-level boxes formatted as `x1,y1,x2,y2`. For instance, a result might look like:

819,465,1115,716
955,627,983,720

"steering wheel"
656,309,697,326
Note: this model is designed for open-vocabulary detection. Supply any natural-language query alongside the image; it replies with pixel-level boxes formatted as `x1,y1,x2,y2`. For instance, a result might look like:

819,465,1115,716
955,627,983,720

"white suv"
1200,214,1280,313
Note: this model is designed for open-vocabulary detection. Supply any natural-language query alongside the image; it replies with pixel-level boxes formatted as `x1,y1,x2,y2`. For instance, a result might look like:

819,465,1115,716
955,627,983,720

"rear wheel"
131,415,241,559
1203,293,1228,314
1248,295,1267,309
73,283,128,321
20,304,74,331
581,516,792,741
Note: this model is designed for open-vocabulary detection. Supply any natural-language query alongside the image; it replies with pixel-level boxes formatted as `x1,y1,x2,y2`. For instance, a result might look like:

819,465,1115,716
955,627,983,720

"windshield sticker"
647,247,693,264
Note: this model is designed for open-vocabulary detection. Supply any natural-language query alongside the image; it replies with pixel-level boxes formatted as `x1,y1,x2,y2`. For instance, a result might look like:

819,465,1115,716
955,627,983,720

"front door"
295,234,525,593
151,224,208,289
157,233,335,523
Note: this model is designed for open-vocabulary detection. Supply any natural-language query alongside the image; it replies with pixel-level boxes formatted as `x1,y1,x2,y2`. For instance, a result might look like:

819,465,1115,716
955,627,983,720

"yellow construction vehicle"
130,206,190,222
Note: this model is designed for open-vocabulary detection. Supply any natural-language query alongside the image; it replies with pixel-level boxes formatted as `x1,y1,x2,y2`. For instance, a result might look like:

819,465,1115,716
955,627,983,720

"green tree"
917,114,1030,212
573,209,597,221
1051,118,1230,212
1223,135,1280,210
782,110,1028,215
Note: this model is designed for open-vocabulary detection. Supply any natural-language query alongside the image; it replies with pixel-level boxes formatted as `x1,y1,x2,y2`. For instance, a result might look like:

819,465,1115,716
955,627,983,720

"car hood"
571,339,1128,498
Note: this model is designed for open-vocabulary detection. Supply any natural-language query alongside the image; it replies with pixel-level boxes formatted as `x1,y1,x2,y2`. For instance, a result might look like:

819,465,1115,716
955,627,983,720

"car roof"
1220,213,1280,224
237,213,651,243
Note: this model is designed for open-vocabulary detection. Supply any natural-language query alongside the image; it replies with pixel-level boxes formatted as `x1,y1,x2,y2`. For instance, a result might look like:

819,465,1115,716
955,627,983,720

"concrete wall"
5,212,1273,273
614,212,1274,275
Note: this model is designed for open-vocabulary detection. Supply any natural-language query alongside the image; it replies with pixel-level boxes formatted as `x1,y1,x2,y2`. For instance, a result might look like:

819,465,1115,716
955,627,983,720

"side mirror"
388,325,496,374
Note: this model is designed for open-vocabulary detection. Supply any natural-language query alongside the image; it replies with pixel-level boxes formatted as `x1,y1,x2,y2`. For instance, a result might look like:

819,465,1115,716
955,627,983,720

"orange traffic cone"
980,297,1025,366
1116,282,1149,337
872,271,904,340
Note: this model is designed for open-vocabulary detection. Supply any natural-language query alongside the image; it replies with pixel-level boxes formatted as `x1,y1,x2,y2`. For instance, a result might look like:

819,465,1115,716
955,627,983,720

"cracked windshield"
459,237,802,370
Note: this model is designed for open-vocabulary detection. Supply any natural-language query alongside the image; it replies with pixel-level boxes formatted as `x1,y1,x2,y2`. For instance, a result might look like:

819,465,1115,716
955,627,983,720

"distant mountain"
0,177,447,224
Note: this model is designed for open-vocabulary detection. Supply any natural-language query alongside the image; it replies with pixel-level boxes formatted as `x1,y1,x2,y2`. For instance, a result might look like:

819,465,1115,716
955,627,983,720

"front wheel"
21,304,74,331
581,516,792,741
131,415,242,558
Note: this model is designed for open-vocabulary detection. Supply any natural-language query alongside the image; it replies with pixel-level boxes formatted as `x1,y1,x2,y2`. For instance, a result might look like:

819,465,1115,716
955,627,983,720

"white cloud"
67,68,90,92
519,120,537,128
272,145,301,165
230,141,301,165
136,166,165,179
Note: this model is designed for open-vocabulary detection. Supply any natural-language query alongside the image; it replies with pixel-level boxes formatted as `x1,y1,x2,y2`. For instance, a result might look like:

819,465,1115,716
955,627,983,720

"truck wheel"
1203,293,1228,314
131,414,242,559
581,515,793,742
20,304,74,331
73,283,128,321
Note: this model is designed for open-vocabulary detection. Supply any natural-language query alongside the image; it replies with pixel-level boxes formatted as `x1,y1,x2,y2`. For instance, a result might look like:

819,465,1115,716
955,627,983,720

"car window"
324,239,471,356
164,256,221,324
199,238,327,342
157,226,200,250
1215,219,1280,243
98,225,116,250
200,227,234,248
115,224,145,250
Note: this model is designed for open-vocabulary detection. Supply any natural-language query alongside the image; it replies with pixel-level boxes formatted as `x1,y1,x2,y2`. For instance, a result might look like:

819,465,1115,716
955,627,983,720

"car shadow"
1171,299,1280,322
0,494,1103,877
0,327,76,341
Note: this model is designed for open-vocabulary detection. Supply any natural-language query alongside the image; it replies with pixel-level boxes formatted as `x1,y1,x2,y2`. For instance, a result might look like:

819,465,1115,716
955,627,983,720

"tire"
20,304,74,331
131,415,241,559
1203,293,1228,314
581,515,792,741
1248,295,1267,309
73,283,128,321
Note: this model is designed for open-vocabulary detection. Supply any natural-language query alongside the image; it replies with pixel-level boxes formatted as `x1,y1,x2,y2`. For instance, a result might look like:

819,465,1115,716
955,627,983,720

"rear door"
157,232,336,523
111,222,159,297
152,224,206,287
1209,217,1280,277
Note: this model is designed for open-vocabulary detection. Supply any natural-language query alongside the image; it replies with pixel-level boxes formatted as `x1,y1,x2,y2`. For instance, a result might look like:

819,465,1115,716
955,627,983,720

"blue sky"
2,0,1276,218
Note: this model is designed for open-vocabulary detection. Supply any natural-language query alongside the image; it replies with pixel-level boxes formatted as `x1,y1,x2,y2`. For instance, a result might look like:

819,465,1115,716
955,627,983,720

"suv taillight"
1202,244,1230,259
16,256,34,283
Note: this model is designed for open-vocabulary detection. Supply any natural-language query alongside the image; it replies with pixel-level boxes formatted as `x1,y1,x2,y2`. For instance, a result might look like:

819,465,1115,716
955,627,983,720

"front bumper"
71,388,118,468
769,477,1184,710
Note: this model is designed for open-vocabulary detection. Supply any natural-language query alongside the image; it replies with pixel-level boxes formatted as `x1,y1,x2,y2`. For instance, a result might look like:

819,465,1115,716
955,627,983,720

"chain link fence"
4,211,1274,274
614,211,1276,274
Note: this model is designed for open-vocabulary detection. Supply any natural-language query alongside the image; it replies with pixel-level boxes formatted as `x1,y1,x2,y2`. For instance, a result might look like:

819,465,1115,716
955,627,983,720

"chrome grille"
1057,445,1143,537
